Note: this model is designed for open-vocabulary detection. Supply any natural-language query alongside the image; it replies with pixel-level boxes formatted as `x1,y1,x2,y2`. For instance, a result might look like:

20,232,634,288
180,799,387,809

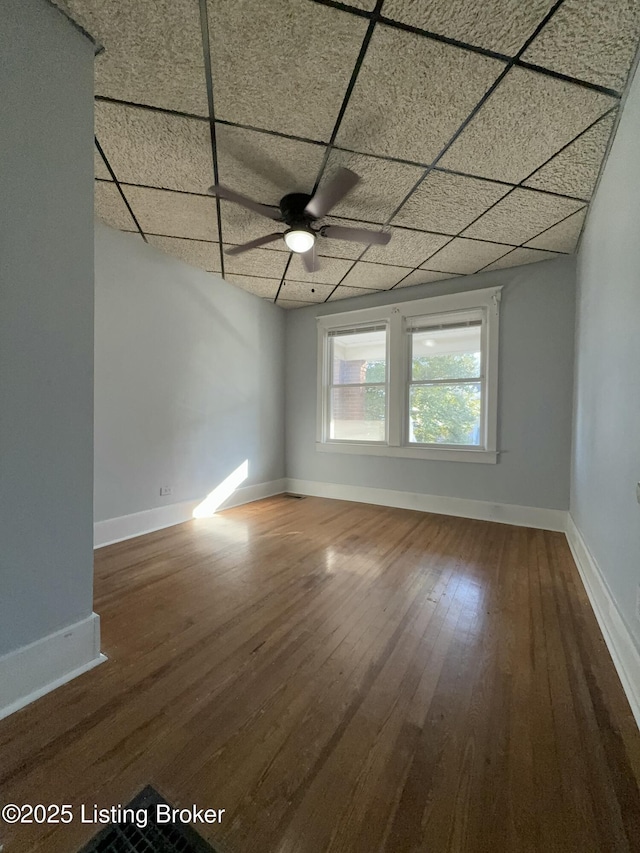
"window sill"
315,442,498,464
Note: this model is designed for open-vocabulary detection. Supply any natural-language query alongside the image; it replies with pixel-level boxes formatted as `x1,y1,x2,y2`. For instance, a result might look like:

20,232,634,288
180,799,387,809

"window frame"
316,286,501,464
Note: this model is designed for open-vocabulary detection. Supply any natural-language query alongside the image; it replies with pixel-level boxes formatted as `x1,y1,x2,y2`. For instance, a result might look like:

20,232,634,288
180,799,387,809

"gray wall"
94,223,285,522
571,68,640,650
285,256,576,510
0,0,95,655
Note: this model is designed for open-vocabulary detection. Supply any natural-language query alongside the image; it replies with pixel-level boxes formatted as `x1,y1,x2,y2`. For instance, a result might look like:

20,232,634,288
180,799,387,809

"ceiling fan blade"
225,233,283,255
207,184,281,221
301,248,320,273
304,168,360,219
321,224,391,246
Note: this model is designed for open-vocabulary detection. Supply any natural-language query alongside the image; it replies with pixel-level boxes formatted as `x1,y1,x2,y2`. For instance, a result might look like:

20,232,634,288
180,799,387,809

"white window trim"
316,286,502,463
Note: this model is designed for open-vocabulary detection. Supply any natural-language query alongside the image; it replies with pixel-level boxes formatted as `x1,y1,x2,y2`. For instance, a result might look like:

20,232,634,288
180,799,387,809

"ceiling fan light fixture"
284,228,316,253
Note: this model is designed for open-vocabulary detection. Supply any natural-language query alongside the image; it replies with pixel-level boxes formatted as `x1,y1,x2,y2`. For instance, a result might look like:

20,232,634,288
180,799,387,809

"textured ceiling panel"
95,181,136,231
393,269,458,288
225,274,281,299
208,0,367,140
439,67,616,183
523,111,617,199
525,208,587,252
223,247,288,279
481,246,560,271
336,25,505,163
123,186,218,241
343,0,377,9
279,281,336,303
95,148,111,180
340,261,414,289
62,0,208,114
328,286,379,300
147,235,220,272
287,255,354,284
96,102,213,193
522,0,640,91
392,170,512,233
215,124,326,203
220,201,286,249
317,150,424,223
423,238,513,274
364,227,450,265
462,188,585,245
382,0,556,55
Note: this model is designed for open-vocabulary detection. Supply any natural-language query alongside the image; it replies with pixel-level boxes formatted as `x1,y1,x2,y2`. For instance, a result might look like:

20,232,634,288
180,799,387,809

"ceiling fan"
207,167,391,272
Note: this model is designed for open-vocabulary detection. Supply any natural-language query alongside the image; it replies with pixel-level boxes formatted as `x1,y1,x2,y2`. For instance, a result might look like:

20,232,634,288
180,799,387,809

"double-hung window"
317,287,501,463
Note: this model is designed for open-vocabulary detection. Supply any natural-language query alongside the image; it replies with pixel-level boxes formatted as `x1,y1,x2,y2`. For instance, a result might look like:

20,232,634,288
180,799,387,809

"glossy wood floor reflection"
2,496,640,852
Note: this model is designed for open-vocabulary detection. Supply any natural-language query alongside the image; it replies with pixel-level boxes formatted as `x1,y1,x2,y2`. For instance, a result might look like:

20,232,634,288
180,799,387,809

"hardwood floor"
1,496,639,852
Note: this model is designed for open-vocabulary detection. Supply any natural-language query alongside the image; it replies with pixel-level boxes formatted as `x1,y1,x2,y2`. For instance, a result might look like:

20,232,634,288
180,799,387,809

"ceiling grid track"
198,0,226,279
95,137,148,242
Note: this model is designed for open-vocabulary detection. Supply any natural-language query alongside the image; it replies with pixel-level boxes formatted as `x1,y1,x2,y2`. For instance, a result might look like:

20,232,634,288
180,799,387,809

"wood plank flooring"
1,496,639,852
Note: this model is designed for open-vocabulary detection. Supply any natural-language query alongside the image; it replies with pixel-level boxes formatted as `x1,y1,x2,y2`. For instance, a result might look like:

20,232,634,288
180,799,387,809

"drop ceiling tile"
279,281,336,303
223,247,289,279
481,246,560,270
328,286,379,300
286,255,354,285
343,0,377,9
215,124,326,204
393,269,458,288
95,181,136,231
220,201,286,250
422,238,514,274
317,150,424,223
522,0,640,91
340,261,413,289
96,102,213,193
525,208,587,252
523,111,617,199
364,227,451,265
147,236,220,272
335,24,505,163
277,300,315,310
123,186,218,241
95,148,111,180
208,0,368,140
392,170,512,234
439,67,616,183
382,0,556,55
225,274,281,299
462,188,585,245
62,0,208,114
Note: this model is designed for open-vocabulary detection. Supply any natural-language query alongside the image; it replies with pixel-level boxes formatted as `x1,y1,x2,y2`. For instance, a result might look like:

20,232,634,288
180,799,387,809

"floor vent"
77,786,221,853
283,493,306,499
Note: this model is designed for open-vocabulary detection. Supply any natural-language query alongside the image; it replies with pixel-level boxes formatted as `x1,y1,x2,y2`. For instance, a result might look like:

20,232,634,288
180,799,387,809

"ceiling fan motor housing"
279,192,314,229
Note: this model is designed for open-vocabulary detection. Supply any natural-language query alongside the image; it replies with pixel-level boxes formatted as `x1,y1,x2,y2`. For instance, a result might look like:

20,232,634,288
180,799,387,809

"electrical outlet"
160,486,173,497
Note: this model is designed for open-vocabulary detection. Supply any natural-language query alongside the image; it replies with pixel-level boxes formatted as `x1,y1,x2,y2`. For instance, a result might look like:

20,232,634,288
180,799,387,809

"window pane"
330,387,386,441
409,383,481,445
331,329,386,385
411,325,481,381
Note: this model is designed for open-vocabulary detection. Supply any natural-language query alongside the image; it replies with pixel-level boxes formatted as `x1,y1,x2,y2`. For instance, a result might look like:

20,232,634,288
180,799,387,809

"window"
327,325,388,442
317,287,501,463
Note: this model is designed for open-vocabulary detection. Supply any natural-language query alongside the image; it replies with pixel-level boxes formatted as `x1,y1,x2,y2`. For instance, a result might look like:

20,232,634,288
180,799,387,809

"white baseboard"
94,478,287,548
565,515,640,729
286,478,568,531
0,613,105,721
